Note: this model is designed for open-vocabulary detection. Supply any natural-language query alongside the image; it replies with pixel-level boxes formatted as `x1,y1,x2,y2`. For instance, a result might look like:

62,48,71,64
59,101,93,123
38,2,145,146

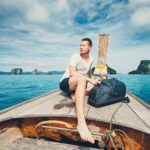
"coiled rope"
101,103,134,150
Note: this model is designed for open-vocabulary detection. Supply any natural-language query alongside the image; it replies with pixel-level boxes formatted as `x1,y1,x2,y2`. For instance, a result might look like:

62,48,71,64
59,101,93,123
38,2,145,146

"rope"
95,64,107,70
101,103,134,150
110,103,123,130
94,64,108,76
112,129,134,150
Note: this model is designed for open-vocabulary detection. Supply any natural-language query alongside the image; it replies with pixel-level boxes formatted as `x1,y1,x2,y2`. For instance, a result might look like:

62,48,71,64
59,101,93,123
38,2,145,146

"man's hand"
86,78,99,86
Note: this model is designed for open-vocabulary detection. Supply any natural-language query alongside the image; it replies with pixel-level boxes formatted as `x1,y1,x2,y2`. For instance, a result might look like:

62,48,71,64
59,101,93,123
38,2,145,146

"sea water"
0,74,149,110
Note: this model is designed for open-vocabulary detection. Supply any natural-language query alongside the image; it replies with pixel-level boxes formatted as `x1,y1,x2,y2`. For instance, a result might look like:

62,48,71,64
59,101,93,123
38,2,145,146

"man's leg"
70,78,94,100
69,76,94,143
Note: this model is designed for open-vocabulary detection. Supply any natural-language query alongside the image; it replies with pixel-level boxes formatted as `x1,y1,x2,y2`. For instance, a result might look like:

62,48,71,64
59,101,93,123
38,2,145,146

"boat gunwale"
1,115,150,135
0,90,150,134
1,90,149,115
127,91,150,110
19,115,150,134
0,89,59,115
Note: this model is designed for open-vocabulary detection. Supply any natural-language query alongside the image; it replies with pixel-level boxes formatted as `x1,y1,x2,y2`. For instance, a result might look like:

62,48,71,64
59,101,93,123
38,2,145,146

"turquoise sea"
0,74,150,111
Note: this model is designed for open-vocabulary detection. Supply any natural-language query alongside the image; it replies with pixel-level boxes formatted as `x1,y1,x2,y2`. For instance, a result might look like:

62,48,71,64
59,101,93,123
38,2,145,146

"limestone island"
11,68,23,75
129,60,150,74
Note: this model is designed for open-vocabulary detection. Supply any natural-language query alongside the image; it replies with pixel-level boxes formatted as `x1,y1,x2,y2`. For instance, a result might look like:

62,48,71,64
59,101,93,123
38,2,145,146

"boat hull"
0,117,150,150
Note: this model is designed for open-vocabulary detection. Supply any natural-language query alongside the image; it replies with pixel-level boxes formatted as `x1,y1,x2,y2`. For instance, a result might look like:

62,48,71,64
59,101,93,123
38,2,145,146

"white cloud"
0,57,53,72
131,7,150,27
0,0,150,73
25,3,49,23
129,0,150,27
107,44,150,73
56,0,70,12
129,0,150,8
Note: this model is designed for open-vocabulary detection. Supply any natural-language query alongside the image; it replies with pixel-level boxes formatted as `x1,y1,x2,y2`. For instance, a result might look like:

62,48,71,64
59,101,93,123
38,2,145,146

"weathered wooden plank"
68,96,90,118
127,93,150,128
87,101,150,134
87,102,121,122
16,93,73,118
0,127,22,149
97,34,109,65
1,137,99,150
112,103,150,134
86,105,105,121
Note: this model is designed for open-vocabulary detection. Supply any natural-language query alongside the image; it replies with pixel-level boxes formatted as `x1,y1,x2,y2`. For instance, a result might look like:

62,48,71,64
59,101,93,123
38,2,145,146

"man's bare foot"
71,94,76,102
77,120,94,143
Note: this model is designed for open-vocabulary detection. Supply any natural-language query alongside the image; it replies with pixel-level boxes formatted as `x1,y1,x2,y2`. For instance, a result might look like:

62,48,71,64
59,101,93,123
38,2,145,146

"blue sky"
0,0,150,73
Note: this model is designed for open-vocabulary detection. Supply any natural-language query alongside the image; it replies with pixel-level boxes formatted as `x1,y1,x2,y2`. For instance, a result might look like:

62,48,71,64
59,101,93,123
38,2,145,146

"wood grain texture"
0,117,150,150
97,34,109,65
68,96,90,118
0,137,99,150
127,93,150,128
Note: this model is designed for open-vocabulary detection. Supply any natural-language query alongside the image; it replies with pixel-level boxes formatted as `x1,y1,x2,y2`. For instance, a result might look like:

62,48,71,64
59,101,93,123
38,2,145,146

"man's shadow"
53,91,75,110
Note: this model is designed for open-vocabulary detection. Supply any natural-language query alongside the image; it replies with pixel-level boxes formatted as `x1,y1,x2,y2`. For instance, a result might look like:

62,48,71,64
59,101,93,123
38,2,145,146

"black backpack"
88,78,130,107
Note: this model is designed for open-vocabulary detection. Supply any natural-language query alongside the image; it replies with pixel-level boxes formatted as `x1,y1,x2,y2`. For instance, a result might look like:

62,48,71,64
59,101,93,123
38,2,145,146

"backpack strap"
122,97,130,103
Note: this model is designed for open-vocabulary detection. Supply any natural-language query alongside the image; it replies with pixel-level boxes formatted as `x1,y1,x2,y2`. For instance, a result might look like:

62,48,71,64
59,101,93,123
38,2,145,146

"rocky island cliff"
129,60,150,74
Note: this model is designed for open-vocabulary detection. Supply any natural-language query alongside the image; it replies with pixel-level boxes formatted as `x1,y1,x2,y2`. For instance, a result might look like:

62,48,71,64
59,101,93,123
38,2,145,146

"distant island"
11,68,23,75
0,66,116,75
1,60,150,75
0,60,150,75
0,68,65,75
129,60,150,74
107,66,116,74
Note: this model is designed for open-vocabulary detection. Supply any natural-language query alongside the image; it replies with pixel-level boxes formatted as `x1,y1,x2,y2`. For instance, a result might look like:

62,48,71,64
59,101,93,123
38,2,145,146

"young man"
59,38,99,143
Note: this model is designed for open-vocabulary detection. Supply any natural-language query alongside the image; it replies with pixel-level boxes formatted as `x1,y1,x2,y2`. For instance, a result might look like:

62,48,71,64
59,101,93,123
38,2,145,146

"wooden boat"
0,35,150,149
0,90,150,150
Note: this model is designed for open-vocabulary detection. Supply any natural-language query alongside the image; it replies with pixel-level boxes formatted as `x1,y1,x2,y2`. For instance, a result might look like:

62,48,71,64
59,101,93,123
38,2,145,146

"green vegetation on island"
47,71,65,75
11,68,23,75
129,60,150,74
0,68,65,75
32,69,38,75
107,66,116,74
0,66,116,75
91,65,117,74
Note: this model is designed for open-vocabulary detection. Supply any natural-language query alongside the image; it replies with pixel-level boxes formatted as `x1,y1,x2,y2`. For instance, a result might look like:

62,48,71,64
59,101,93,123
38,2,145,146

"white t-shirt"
60,53,94,82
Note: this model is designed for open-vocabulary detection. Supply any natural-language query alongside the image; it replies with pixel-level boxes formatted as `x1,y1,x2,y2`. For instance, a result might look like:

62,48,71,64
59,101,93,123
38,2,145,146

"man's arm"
87,67,93,78
69,65,99,85
69,65,83,77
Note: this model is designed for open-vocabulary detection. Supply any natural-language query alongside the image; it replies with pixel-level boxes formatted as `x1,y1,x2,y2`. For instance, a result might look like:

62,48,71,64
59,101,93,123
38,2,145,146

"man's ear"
88,46,92,51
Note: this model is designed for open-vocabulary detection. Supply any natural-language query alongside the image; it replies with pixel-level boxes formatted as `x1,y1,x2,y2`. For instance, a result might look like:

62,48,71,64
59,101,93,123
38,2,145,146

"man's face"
80,41,91,54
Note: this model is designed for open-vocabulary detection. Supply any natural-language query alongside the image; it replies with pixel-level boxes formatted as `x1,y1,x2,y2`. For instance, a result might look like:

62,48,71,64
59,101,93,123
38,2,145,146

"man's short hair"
81,38,92,46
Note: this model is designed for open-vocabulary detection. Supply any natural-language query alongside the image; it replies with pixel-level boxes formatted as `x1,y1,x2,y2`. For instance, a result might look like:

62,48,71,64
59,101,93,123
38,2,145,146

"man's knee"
69,76,86,90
